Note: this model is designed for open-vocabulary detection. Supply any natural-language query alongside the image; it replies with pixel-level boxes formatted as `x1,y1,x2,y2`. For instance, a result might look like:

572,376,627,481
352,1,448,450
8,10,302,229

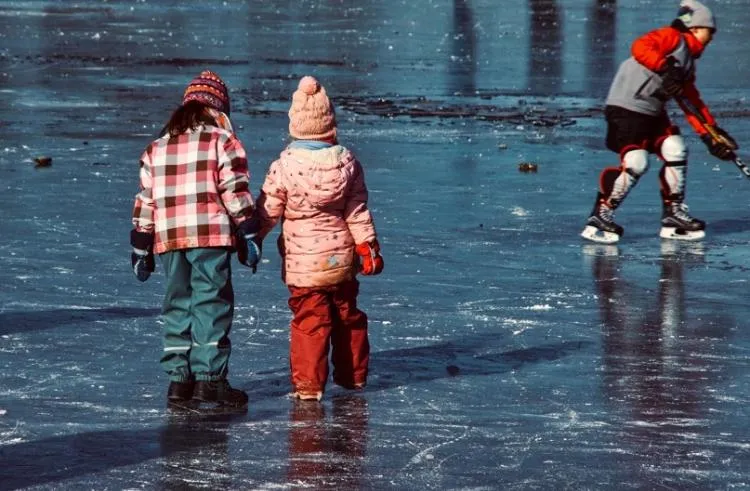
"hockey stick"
674,96,750,179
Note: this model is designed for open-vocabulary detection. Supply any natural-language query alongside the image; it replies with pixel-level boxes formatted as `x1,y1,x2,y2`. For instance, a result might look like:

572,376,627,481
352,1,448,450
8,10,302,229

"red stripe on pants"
287,279,369,394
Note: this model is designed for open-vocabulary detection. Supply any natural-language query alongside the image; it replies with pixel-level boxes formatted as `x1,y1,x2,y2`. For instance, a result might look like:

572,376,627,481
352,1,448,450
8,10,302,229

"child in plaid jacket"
131,70,260,409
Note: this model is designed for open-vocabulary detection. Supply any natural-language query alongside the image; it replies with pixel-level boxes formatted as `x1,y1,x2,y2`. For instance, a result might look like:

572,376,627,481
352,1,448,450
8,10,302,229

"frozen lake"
1,0,750,489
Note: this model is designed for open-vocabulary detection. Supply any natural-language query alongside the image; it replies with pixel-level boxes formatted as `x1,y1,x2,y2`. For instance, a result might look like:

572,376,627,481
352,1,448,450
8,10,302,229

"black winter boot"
193,379,248,408
167,379,195,402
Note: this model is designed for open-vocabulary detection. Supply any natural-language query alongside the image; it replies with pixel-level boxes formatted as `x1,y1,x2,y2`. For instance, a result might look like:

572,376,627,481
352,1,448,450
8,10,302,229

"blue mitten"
130,230,155,282
236,217,262,273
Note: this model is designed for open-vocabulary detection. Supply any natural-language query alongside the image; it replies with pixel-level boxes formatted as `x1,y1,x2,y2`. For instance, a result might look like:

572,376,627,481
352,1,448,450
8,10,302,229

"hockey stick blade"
733,156,750,179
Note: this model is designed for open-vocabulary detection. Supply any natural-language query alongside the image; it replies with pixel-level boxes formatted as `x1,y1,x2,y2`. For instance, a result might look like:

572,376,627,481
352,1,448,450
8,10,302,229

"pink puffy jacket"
256,145,377,287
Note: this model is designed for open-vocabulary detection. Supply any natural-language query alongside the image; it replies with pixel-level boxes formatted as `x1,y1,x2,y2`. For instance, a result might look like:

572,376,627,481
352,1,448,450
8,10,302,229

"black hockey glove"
701,126,738,161
660,57,685,98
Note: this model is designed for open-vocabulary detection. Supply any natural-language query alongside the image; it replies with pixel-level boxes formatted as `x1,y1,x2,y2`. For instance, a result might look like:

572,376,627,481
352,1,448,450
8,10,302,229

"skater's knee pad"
659,135,688,162
621,148,649,177
599,146,648,198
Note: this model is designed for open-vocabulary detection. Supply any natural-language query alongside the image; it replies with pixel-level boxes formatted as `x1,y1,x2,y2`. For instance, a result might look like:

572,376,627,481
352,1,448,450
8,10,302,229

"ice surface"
1,0,750,489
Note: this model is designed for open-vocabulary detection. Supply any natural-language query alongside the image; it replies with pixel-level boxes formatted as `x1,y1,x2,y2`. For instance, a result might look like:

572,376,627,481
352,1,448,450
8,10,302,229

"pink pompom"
298,76,319,95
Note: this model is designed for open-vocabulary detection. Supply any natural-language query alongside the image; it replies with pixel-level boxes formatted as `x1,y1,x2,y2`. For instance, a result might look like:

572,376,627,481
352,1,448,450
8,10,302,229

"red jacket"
632,26,715,134
605,26,716,135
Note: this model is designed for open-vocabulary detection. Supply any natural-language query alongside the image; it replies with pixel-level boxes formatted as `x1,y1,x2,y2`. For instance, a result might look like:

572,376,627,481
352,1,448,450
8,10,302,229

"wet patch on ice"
522,304,553,311
336,95,589,127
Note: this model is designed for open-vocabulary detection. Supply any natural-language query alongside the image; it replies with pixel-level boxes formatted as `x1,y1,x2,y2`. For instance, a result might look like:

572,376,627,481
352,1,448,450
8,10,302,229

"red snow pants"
287,279,369,396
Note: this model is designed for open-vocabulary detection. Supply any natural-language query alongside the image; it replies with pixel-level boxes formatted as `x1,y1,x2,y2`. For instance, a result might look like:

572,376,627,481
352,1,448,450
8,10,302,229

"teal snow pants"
159,248,234,382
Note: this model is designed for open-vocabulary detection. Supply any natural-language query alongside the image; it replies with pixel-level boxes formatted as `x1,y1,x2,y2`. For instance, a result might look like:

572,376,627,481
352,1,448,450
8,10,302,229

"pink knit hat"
288,76,337,141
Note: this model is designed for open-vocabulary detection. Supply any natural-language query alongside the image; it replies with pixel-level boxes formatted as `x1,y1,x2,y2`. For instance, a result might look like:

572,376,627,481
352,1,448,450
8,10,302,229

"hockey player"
581,0,738,244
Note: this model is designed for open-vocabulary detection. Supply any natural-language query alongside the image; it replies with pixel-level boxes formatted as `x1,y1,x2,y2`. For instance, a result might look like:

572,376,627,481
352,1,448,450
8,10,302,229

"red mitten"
355,240,384,275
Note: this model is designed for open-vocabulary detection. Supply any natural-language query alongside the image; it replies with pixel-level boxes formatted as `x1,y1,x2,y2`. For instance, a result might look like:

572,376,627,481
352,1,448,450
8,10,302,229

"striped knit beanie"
183,70,231,115
288,76,337,142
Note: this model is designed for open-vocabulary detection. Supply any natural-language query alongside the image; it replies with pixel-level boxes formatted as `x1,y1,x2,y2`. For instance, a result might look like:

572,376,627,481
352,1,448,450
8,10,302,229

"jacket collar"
684,30,706,58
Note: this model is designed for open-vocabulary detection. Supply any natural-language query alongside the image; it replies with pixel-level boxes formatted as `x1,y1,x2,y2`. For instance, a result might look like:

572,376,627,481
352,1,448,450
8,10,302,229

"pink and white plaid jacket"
132,126,255,254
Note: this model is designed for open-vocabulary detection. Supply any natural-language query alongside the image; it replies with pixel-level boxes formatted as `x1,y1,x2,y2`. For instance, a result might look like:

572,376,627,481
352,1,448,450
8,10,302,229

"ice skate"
659,202,705,241
581,202,623,244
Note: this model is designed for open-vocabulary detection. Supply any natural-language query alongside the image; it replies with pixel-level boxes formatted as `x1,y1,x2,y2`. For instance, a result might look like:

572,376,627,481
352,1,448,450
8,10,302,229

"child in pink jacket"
256,76,384,401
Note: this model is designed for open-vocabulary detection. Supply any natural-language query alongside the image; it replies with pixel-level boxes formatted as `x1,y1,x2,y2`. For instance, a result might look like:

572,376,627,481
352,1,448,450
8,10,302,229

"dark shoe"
193,379,248,408
167,380,195,402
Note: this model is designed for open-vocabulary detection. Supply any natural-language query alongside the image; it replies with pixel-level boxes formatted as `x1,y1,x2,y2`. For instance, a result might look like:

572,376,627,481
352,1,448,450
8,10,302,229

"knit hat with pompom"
288,76,337,141
183,70,231,115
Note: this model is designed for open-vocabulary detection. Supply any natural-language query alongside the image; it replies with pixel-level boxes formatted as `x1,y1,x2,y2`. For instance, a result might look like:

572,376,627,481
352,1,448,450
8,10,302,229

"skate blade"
659,227,705,241
581,225,620,244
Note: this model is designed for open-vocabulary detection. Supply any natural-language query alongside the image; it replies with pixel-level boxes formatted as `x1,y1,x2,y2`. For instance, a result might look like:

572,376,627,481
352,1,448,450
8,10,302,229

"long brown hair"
159,100,216,138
